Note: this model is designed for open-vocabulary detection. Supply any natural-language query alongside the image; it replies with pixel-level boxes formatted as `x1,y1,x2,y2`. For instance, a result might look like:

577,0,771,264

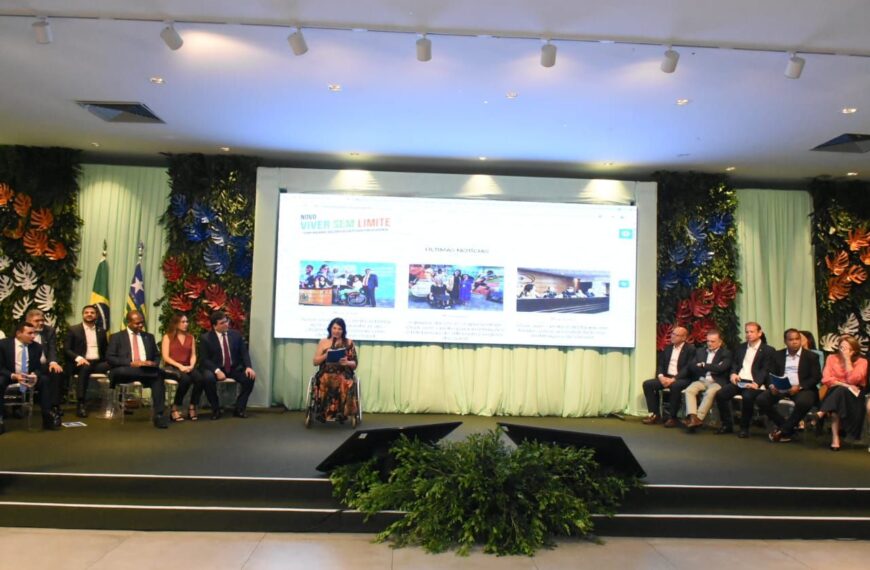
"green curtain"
735,189,817,346
71,164,169,333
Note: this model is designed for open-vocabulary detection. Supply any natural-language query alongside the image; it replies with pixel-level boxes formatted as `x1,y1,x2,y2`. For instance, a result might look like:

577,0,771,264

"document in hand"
326,348,347,363
768,374,794,391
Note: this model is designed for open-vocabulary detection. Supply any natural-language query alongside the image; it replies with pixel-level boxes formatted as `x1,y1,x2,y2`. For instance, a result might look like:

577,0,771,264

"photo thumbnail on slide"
408,264,504,311
298,261,396,308
516,268,611,314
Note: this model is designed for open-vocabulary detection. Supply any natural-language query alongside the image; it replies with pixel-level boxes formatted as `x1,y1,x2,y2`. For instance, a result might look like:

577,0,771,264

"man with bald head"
642,325,696,426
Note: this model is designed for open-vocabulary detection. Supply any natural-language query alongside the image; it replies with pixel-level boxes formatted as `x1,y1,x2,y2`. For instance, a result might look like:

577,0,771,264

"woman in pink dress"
815,335,868,450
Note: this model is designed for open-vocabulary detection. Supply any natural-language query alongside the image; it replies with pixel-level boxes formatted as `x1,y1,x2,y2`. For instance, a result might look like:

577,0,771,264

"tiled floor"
0,528,867,569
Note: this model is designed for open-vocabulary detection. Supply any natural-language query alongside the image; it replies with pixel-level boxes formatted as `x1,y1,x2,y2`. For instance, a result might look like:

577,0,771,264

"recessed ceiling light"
725,166,736,172
90,142,100,148
478,156,487,161
219,146,231,152
676,98,690,106
505,91,518,100
847,172,858,176
842,107,858,114
483,100,489,104
349,152,360,157
328,84,342,92
149,76,165,85
604,162,615,166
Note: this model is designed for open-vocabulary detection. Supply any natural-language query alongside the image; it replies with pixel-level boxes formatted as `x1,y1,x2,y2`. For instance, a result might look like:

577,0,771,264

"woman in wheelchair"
312,317,357,422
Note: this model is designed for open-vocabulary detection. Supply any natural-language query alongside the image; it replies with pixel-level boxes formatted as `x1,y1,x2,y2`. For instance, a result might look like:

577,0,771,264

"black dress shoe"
738,429,750,438
153,414,169,429
211,409,222,420
77,403,88,418
42,416,60,431
233,409,247,418
715,425,734,435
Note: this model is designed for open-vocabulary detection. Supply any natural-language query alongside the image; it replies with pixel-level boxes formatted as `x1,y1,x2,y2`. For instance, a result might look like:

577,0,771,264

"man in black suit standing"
25,308,64,419
65,305,110,418
199,311,256,418
106,310,168,428
641,326,695,426
0,321,59,433
684,329,732,432
757,328,822,443
715,321,777,438
362,268,379,307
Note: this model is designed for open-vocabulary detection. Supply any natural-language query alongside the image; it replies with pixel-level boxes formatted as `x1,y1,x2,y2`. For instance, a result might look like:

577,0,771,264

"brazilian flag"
89,255,110,330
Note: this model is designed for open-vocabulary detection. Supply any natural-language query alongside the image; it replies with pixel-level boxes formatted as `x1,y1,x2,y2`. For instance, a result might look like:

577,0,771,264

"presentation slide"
274,193,637,348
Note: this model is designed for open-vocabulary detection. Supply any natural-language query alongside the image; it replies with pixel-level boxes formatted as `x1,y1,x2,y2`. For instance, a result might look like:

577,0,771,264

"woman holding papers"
312,317,358,422
815,335,868,450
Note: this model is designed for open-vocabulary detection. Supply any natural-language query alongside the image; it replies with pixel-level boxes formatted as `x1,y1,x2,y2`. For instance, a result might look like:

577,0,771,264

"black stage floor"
1,409,867,487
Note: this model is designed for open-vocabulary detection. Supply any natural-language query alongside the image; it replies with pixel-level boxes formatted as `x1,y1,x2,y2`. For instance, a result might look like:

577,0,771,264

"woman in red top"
161,313,203,422
815,335,868,450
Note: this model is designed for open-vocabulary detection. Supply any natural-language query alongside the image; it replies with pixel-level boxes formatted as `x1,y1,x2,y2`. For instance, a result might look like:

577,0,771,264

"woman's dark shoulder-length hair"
326,317,347,340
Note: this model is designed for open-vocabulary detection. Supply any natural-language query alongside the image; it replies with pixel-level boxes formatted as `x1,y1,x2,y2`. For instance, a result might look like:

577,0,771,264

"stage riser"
594,518,870,540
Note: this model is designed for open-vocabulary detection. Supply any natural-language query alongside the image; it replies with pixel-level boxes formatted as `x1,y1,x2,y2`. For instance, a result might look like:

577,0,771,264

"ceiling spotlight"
416,34,432,62
90,142,101,148
219,147,231,152
288,27,308,56
160,22,183,51
540,41,557,68
725,166,736,172
32,17,52,44
847,172,858,176
478,156,488,161
149,76,165,85
505,91,518,99
661,47,680,73
676,98,690,106
842,107,858,114
328,84,342,92
784,52,805,79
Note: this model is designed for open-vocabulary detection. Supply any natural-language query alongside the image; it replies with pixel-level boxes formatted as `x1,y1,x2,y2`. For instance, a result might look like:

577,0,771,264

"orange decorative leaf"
827,275,852,301
45,240,67,261
2,218,25,239
29,207,54,230
826,250,849,276
23,229,49,256
0,183,13,206
846,264,867,285
847,227,870,251
13,193,31,217
860,247,870,266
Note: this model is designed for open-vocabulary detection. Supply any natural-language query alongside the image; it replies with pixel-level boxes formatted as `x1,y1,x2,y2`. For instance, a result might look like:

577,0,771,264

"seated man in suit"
106,310,168,429
0,321,60,433
641,326,695,426
199,311,257,418
683,329,732,432
715,321,777,438
757,328,822,443
25,308,64,420
65,304,110,418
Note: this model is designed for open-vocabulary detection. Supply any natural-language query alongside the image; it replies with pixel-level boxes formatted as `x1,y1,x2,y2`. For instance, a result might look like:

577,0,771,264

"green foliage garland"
0,146,82,346
331,429,640,556
158,154,259,337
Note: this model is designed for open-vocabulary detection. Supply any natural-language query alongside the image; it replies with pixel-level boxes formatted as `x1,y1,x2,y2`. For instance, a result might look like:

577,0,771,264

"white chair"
71,372,113,419
3,382,34,429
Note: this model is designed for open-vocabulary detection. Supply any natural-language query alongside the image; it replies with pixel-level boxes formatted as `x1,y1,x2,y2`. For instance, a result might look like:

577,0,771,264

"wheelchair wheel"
303,375,317,429
348,292,368,307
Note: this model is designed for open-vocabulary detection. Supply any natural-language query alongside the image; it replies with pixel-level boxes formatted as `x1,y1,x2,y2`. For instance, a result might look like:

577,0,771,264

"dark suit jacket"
65,323,108,362
364,273,378,288
106,329,160,368
0,338,46,382
199,330,252,373
731,342,777,386
33,325,59,365
655,343,696,380
690,347,733,386
771,348,822,391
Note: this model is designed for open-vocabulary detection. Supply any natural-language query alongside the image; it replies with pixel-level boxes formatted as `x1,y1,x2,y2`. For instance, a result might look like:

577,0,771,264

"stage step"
1,472,868,538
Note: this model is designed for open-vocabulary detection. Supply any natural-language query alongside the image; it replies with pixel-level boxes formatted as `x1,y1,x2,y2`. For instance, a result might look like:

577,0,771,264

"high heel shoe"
810,413,825,436
170,410,185,422
830,444,840,451
187,407,199,421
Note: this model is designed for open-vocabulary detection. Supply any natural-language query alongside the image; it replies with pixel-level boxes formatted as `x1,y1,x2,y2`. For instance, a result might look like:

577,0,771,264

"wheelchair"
304,371,362,428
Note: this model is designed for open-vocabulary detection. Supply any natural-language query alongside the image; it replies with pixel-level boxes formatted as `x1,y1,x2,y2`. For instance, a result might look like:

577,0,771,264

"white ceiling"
1,0,869,185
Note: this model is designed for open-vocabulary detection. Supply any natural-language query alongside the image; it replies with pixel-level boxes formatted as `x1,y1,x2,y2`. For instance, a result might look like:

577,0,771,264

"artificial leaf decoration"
655,322,674,352
232,251,253,278
686,219,707,242
0,182,14,206
847,227,870,251
0,255,11,272
825,250,849,276
191,201,215,224
183,223,207,243
12,261,38,290
203,242,229,275
846,264,868,284
169,293,193,312
688,288,715,317
861,300,870,323
0,275,14,302
44,313,57,329
692,246,713,266
819,333,840,352
183,275,208,299
195,306,212,330
170,194,189,218
689,318,716,345
204,283,227,310
34,284,56,311
225,297,247,324
29,208,54,231
208,220,229,246
827,274,852,301
3,218,25,239
12,295,32,320
711,278,737,308
658,270,679,291
860,247,870,266
838,313,860,336
45,240,68,261
708,213,733,236
162,256,184,282
23,230,49,256
675,299,693,323
667,244,688,265
13,193,32,217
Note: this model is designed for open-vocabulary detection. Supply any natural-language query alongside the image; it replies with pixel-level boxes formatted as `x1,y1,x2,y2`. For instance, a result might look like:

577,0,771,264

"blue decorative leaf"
676,268,695,288
170,194,189,218
191,201,215,225
228,235,250,251
686,219,707,242
232,251,253,278
203,243,229,274
659,270,679,291
668,243,688,265
708,213,733,235
183,223,207,243
692,247,714,266
208,220,229,246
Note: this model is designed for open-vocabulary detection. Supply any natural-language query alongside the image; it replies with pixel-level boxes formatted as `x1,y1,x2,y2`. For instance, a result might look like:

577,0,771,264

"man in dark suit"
65,304,110,418
715,321,777,438
199,310,256,418
362,268,379,307
106,310,168,428
757,328,822,443
684,329,733,432
25,308,64,418
0,321,59,433
641,326,695,426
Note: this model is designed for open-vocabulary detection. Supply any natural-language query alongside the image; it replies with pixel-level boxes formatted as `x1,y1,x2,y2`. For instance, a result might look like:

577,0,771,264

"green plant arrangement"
330,428,641,556
653,172,740,349
809,178,870,353
157,154,259,337
0,146,82,345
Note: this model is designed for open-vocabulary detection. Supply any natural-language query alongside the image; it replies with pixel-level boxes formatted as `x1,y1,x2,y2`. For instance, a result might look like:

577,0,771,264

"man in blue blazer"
106,311,168,428
199,311,256,418
0,321,59,433
362,268,379,307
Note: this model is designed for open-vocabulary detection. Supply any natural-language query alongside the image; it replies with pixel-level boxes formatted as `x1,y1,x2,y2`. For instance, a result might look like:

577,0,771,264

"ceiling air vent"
811,133,870,153
76,101,164,124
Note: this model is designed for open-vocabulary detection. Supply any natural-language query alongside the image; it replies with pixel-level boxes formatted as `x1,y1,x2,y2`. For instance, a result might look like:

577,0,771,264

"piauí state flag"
89,257,110,330
126,262,147,325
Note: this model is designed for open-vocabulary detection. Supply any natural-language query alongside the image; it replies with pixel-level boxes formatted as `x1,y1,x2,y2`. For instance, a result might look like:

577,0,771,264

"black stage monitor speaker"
498,422,646,478
316,421,462,473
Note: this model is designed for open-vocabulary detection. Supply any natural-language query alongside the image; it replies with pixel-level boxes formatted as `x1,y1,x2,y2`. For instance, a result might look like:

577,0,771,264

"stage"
1,410,868,538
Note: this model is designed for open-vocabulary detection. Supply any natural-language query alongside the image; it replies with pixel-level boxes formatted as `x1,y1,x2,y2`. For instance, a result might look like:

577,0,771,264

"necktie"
132,332,141,361
222,333,232,370
20,345,28,374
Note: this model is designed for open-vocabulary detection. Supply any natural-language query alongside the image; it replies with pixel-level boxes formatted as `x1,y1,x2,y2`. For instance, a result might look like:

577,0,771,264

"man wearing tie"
199,311,256,418
362,268,379,307
106,311,168,429
65,305,110,418
0,321,59,433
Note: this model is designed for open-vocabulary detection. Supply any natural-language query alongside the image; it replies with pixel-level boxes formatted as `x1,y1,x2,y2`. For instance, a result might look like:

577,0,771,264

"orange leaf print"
825,250,849,276
45,240,67,261
846,264,868,285
29,208,54,230
13,193,32,217
847,227,870,251
23,229,49,256
861,247,870,266
0,183,13,206
2,218,25,239
827,274,852,301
